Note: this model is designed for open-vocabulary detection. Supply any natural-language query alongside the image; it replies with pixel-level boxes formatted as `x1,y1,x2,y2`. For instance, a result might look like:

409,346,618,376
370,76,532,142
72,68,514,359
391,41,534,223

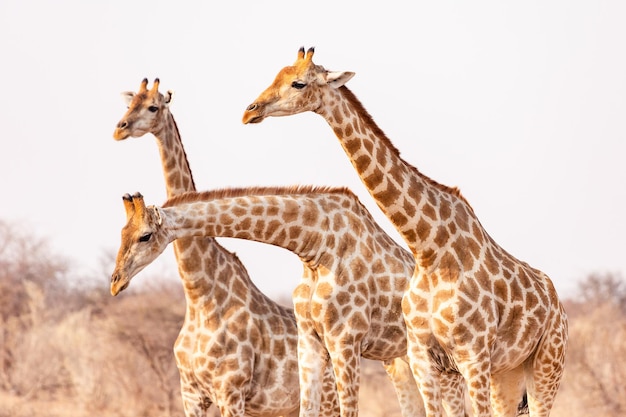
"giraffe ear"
149,206,163,226
121,91,135,106
164,90,174,106
326,71,355,88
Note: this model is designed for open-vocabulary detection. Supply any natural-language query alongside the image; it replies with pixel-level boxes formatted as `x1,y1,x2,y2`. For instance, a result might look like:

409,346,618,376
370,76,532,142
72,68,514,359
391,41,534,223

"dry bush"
2,219,626,417
0,220,186,416
7,281,70,398
0,219,71,394
96,282,185,416
1,281,186,417
550,273,626,417
0,221,69,320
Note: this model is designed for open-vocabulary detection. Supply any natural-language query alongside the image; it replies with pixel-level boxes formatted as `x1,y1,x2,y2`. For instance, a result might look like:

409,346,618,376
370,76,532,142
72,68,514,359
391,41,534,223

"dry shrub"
97,282,185,416
0,219,186,416
2,219,626,417
5,285,186,417
551,273,626,417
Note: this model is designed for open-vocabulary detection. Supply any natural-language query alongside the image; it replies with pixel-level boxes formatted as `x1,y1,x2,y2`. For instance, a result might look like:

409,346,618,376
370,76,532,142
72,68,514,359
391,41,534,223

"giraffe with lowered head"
111,187,472,417
242,47,568,417
112,78,339,417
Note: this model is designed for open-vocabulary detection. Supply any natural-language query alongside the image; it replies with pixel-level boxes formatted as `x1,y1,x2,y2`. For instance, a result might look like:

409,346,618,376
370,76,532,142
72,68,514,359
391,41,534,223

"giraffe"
112,78,339,417
242,47,568,417
111,187,470,417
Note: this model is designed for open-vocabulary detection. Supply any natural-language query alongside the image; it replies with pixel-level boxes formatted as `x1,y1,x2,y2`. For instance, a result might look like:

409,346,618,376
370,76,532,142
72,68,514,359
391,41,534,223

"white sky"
1,1,625,299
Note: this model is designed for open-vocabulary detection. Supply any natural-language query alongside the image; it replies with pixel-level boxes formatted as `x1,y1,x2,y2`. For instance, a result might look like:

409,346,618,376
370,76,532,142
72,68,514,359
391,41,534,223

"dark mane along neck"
338,85,403,157
338,85,472,209
163,185,354,207
160,110,197,191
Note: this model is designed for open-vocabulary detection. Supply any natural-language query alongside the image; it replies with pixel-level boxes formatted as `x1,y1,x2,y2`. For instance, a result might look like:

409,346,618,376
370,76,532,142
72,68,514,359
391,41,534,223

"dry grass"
0,220,624,417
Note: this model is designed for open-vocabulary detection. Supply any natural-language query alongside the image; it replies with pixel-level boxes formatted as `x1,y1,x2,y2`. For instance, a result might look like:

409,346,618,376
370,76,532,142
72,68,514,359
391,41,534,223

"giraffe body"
111,79,339,417
111,187,469,417
242,48,568,417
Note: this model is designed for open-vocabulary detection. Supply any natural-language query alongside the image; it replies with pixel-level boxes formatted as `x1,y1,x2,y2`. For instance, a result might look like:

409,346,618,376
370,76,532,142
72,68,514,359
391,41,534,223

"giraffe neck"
153,111,197,197
152,111,253,309
161,190,360,266
315,86,478,259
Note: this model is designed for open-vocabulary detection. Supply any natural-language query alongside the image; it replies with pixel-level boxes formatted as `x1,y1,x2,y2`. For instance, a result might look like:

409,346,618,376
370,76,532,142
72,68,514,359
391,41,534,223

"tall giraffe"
112,78,339,417
111,187,470,417
242,47,568,417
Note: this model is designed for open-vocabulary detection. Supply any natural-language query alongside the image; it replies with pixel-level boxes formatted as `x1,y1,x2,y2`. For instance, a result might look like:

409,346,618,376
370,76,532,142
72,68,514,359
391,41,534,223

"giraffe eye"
138,233,152,242
148,106,158,112
291,81,307,90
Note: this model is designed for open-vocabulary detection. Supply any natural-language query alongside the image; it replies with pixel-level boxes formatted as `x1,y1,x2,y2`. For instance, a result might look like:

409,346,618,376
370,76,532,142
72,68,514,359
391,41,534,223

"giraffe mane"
163,185,355,207
166,112,197,190
338,85,474,211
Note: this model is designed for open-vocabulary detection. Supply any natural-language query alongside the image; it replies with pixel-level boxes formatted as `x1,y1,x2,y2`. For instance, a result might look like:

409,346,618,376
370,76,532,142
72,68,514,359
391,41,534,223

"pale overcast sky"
1,1,625,299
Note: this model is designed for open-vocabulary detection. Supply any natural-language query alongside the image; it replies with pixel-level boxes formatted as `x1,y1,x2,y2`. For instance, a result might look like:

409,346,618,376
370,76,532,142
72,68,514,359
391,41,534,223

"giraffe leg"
319,360,340,417
382,356,426,417
326,338,361,417
296,338,326,417
216,393,245,417
293,280,327,417
524,306,568,417
405,340,445,417
489,366,525,417
440,371,468,417
384,356,469,417
456,353,493,417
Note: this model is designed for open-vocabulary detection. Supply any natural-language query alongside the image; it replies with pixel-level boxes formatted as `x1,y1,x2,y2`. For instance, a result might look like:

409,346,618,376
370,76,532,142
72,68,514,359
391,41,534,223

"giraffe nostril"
111,273,118,283
246,103,257,112
117,121,128,129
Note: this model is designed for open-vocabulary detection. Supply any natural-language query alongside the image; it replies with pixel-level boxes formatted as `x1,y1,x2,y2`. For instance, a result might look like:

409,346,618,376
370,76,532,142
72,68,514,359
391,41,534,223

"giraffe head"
113,78,174,140
243,47,355,124
110,192,169,296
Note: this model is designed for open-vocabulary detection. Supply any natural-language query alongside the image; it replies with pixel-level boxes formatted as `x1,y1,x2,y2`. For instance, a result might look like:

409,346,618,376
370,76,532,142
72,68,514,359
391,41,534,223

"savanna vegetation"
1,219,624,417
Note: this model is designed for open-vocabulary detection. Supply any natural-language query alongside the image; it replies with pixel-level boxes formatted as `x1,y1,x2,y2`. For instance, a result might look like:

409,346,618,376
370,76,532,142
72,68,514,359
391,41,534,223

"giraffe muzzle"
110,273,129,296
242,104,264,124
113,122,132,140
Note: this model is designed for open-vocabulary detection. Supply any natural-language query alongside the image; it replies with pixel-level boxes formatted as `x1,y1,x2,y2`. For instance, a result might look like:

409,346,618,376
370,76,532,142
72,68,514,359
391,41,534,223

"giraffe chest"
405,268,552,370
305,272,408,361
